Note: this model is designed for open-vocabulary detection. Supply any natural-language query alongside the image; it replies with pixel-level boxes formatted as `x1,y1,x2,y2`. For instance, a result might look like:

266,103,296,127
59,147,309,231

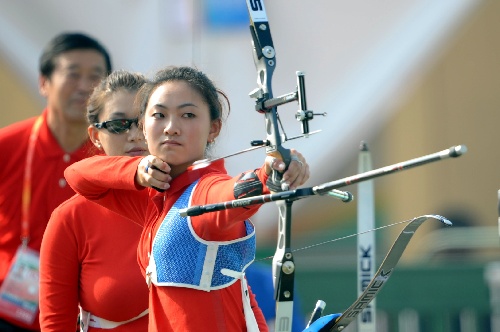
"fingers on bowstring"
142,156,171,190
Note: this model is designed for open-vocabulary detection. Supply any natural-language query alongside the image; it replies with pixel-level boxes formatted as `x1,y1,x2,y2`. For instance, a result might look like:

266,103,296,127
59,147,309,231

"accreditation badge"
0,245,39,324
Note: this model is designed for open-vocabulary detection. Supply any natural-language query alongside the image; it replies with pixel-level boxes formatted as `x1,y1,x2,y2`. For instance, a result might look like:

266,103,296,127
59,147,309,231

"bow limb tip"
423,214,453,226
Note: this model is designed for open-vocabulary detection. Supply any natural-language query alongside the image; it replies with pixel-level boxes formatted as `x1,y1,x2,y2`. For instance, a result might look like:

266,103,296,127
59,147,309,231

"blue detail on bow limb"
303,314,342,332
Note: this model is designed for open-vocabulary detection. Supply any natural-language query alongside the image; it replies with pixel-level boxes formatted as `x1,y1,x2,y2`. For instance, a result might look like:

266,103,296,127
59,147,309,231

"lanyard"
21,116,44,246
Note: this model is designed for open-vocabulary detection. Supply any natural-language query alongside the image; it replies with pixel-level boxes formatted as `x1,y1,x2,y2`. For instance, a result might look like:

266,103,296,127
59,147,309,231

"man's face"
39,49,107,124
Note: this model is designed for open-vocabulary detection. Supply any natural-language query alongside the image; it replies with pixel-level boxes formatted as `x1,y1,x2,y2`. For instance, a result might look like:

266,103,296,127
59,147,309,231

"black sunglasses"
94,118,139,134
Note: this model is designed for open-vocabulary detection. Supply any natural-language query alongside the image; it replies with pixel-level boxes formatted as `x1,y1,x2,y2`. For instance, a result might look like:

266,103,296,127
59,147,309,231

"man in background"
0,32,112,331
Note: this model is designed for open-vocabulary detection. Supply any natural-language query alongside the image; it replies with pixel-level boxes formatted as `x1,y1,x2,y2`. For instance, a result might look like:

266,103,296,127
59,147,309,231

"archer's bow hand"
265,149,309,191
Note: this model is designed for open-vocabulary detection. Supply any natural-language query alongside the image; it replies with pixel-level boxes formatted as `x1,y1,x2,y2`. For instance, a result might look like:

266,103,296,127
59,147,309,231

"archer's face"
143,81,220,177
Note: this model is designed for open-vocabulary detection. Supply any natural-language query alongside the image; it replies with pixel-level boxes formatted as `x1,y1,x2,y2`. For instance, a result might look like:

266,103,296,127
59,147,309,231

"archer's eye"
152,112,164,119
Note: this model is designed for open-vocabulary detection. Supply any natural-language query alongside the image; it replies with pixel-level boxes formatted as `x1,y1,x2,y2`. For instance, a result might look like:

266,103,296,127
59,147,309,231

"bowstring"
255,219,411,262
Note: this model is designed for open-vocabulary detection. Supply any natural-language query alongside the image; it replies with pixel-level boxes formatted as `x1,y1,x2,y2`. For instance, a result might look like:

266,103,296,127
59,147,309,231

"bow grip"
266,149,292,192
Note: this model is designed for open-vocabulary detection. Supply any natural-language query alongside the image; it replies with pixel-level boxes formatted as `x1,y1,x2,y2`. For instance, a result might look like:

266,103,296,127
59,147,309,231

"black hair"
87,70,146,125
39,32,112,78
137,66,230,123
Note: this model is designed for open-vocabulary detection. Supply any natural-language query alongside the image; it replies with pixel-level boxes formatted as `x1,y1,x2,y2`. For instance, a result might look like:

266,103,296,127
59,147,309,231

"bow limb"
307,215,452,332
246,0,291,190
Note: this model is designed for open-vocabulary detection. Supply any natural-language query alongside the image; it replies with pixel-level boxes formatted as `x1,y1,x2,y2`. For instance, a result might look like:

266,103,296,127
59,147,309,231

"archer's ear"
208,119,222,142
88,125,102,150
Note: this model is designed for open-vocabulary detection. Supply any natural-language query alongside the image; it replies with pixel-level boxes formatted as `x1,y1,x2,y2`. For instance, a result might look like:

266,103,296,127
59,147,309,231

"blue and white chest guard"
146,181,256,291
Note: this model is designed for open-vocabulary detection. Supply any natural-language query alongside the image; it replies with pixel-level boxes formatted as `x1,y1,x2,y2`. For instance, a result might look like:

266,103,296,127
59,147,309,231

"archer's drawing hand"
137,155,172,191
265,149,309,190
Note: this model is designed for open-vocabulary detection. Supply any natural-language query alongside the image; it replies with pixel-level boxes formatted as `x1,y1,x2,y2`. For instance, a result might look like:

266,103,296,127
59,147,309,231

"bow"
242,3,466,331
185,2,468,331
245,1,320,329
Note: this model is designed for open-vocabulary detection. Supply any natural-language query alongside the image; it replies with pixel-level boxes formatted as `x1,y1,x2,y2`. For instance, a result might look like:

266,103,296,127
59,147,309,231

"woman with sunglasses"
64,66,310,332
39,70,150,332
